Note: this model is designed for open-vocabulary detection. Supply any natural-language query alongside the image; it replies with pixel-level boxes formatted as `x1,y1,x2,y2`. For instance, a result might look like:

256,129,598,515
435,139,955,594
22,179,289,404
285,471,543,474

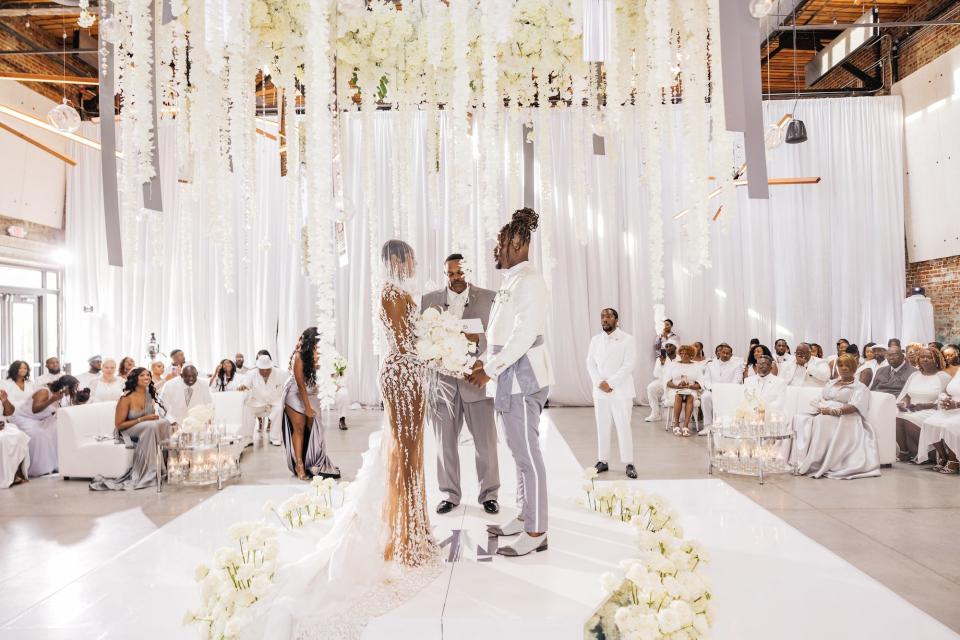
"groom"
468,207,554,557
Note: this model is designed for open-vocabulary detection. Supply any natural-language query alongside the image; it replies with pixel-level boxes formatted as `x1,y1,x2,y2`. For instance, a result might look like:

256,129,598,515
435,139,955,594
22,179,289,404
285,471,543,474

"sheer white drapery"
64,96,905,406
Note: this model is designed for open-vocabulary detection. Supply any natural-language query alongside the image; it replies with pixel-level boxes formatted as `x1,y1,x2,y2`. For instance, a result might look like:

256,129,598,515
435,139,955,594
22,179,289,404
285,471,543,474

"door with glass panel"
0,263,61,377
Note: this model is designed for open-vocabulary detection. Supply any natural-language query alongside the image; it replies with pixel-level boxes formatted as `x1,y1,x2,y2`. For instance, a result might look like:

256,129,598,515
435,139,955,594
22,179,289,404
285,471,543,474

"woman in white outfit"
15,375,88,477
666,345,703,437
915,372,960,474
1,361,35,410
896,347,950,462
91,359,125,403
0,388,30,487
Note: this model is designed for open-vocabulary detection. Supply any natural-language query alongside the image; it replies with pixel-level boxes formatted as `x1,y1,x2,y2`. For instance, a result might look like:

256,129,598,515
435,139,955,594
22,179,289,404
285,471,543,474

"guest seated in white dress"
159,365,213,425
1,361,35,411
665,345,703,437
150,360,167,391
942,344,960,379
36,357,64,387
743,355,787,414
0,389,30,487
14,375,89,477
780,343,830,387
905,342,923,369
774,339,794,367
644,341,677,422
744,344,779,379
855,343,884,387
90,359,125,403
700,343,744,430
916,372,960,475
810,343,824,360
210,359,248,393
790,354,880,480
896,347,951,463
827,338,851,379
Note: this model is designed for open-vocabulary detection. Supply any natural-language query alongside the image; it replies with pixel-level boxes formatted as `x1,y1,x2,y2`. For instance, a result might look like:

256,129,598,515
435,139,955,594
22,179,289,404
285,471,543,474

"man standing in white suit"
586,308,637,478
468,208,554,558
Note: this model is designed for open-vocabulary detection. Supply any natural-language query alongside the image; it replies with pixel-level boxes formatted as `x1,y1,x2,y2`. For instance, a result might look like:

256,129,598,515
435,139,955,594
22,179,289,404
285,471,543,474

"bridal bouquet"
414,307,477,376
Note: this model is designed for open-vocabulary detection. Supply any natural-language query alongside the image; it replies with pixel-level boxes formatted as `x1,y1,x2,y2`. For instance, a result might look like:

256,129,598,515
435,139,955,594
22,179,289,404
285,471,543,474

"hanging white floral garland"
449,0,473,256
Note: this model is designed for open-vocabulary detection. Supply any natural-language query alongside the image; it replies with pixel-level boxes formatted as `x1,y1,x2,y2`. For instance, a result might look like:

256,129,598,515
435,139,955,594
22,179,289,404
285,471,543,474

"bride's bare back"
378,283,438,566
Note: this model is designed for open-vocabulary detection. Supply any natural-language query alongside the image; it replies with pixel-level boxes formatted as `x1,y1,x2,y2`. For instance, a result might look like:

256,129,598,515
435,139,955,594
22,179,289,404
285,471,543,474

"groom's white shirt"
483,260,555,396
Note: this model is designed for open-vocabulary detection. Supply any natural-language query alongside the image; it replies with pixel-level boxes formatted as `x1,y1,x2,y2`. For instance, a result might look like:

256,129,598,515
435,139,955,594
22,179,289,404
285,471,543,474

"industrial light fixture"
785,13,809,144
48,99,81,133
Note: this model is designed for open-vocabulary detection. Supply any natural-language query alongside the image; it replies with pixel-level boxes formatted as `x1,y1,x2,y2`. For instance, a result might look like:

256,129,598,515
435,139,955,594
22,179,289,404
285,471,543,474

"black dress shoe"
594,461,609,473
436,500,457,514
626,464,637,479
482,500,500,514
338,417,347,430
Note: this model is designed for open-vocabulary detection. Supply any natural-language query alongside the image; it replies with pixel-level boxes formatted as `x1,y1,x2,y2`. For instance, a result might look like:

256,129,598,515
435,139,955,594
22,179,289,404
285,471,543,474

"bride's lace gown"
379,283,439,565
250,283,440,640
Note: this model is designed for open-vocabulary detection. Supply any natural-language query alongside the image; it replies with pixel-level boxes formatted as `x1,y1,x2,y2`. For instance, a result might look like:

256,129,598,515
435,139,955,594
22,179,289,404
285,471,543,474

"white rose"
599,571,622,594
657,607,682,634
194,564,210,582
693,613,710,634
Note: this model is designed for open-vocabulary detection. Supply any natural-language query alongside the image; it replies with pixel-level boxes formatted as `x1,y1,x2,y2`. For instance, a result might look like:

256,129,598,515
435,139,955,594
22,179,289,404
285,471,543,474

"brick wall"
906,256,960,344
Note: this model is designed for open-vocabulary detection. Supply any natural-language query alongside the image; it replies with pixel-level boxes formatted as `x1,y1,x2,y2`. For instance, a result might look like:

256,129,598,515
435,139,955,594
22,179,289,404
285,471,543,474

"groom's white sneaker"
497,532,548,556
486,517,524,537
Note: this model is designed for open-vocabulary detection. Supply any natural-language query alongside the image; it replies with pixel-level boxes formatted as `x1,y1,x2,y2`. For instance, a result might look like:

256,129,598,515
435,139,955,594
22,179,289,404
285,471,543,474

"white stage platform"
2,416,957,640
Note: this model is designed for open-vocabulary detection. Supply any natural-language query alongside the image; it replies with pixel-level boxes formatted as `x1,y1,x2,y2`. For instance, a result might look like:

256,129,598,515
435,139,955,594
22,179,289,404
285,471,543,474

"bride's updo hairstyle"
499,207,539,248
381,239,416,282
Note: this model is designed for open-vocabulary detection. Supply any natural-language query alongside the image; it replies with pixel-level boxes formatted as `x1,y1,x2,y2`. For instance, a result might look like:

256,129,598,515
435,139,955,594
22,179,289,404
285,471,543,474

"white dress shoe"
643,413,662,422
497,532,548,556
486,517,524,537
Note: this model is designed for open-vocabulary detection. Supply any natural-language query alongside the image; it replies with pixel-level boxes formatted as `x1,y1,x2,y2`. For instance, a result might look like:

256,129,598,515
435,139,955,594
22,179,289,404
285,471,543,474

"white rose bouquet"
414,307,478,377
179,404,216,435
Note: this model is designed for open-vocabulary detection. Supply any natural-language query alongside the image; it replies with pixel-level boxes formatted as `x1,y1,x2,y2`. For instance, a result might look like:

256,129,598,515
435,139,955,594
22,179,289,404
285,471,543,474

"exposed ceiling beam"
0,48,97,56
775,19,960,31
0,120,77,165
0,22,95,77
0,71,97,85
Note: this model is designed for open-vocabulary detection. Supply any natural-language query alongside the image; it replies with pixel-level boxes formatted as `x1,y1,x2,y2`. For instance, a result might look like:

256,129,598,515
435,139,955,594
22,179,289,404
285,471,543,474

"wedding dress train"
249,283,440,640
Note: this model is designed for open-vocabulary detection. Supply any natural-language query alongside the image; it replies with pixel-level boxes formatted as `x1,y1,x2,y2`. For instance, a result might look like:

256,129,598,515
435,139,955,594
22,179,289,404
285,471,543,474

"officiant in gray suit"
421,253,501,515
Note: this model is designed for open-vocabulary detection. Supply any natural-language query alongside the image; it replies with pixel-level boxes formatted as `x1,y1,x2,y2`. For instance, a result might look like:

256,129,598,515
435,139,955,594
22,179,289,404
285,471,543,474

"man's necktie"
185,386,193,405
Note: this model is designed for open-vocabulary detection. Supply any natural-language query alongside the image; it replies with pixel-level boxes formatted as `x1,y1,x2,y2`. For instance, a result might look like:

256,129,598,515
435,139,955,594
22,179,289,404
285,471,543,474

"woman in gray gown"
790,353,880,479
282,327,340,481
90,367,171,491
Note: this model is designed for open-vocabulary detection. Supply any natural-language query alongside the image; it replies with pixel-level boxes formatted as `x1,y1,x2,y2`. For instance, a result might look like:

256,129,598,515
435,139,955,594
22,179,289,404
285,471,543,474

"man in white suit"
700,343,744,432
468,208,553,558
743,355,787,414
159,365,213,425
780,343,830,388
243,354,289,446
587,308,637,478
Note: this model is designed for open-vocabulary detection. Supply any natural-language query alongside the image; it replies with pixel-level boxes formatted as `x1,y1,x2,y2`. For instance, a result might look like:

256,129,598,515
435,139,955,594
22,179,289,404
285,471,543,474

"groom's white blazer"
483,260,555,397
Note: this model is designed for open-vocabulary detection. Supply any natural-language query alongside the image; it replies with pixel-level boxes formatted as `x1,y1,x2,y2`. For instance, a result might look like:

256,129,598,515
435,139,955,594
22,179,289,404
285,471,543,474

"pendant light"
785,15,808,144
47,24,81,133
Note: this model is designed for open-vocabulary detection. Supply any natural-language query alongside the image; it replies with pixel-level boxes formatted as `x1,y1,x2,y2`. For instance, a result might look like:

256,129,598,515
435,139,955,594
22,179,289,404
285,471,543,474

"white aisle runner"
1,413,957,639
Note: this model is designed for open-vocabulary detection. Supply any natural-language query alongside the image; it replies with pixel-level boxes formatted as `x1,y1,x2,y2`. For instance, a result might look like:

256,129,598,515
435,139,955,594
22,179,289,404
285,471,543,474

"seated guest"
743,355,787,414
888,338,902,350
90,368,171,491
150,360,167,390
118,356,136,380
905,343,923,368
91,359,125,403
915,372,960,474
870,345,916,396
36,357,64,386
896,347,950,462
159,365,213,425
744,344,779,379
654,319,677,356
665,345,703,437
243,354,289,446
14,375,86,477
235,352,251,376
845,343,862,364
75,355,102,389
930,341,944,353
810,343,824,359
855,343,884,387
774,339,794,366
644,341,677,422
210,359,247,392
780,343,830,387
0,389,30,487
790,354,880,480
828,338,851,378
164,349,187,381
692,341,706,363
942,344,960,379
701,343,744,431
1,361,35,410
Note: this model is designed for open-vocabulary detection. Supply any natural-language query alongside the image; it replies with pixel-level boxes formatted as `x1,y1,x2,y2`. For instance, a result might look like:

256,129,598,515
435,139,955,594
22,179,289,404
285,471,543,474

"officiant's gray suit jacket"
421,285,496,404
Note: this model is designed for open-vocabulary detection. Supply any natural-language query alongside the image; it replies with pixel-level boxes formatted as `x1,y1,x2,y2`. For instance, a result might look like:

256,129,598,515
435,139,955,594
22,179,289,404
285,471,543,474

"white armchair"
57,401,134,480
213,391,251,442
711,383,897,466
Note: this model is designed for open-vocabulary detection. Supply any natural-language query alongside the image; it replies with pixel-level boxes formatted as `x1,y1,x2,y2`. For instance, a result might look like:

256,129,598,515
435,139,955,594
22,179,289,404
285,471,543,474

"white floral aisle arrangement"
186,480,349,639
581,469,715,640
414,307,478,377
735,389,767,423
332,353,348,378
179,404,216,435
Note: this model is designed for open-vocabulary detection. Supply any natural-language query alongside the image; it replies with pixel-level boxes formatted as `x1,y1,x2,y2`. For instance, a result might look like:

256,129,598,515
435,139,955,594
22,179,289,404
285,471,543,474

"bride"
253,240,440,640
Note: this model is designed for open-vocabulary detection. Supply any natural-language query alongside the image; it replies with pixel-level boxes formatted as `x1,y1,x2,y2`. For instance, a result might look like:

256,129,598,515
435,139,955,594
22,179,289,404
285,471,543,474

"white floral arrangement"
332,353,348,378
582,469,715,640
250,0,308,85
264,476,344,529
735,389,767,422
179,404,216,435
414,307,478,376
184,521,280,640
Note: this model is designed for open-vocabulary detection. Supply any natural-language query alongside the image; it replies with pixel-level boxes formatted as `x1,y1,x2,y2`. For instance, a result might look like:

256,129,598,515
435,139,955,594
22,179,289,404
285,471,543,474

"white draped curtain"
64,96,905,406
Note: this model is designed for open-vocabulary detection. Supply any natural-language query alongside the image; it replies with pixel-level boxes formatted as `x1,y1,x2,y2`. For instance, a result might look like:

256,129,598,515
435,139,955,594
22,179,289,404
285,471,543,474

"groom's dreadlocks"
499,207,540,247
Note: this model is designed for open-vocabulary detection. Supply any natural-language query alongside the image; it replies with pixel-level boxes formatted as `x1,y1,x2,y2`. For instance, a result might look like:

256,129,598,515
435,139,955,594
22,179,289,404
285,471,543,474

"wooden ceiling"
761,0,928,94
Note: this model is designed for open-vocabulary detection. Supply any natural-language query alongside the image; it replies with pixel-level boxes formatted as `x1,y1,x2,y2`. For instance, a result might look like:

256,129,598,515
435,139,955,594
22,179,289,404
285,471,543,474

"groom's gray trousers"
498,386,550,533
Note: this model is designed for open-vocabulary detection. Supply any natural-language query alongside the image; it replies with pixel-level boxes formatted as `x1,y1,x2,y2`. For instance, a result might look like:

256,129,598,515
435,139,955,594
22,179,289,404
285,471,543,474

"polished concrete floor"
2,406,959,633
